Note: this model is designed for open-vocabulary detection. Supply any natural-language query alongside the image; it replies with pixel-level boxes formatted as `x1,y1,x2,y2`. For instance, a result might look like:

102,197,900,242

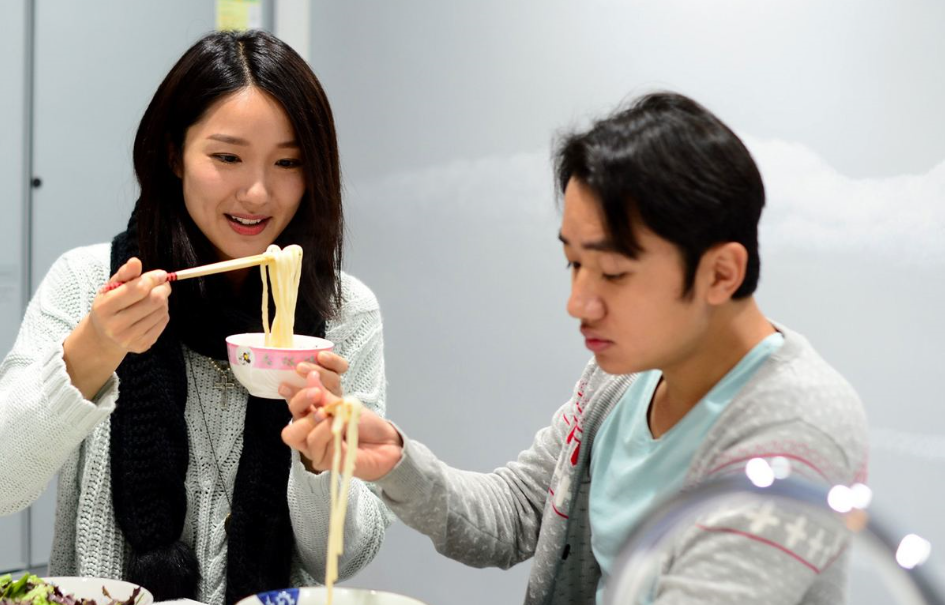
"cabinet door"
0,0,29,574
31,0,216,287
24,0,216,569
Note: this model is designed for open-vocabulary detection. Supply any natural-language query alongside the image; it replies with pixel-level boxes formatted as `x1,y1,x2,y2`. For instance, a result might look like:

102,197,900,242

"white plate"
44,577,154,605
237,586,428,605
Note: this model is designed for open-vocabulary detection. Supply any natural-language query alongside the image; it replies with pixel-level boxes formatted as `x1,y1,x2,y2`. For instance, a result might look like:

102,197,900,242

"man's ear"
702,242,748,305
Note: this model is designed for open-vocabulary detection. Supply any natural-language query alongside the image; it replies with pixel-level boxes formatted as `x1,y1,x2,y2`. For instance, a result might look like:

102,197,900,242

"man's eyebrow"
558,232,619,252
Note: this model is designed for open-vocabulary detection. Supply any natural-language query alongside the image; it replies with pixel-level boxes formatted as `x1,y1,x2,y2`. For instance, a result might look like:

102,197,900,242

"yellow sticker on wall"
216,0,262,31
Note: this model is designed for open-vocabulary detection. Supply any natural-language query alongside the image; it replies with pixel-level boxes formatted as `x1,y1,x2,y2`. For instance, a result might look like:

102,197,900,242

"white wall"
305,1,945,603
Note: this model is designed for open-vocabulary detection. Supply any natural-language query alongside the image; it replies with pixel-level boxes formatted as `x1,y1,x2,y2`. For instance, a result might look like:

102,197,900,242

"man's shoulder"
701,324,868,483
745,325,864,419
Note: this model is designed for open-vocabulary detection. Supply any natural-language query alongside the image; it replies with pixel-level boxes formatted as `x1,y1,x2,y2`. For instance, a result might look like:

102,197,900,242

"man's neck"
648,298,775,438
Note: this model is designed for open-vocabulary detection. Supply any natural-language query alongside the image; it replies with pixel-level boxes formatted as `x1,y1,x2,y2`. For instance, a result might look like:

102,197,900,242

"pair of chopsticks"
98,252,274,294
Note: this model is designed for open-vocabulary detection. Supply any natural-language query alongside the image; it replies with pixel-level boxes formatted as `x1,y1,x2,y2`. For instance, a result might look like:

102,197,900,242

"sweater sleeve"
647,420,860,605
287,273,393,581
373,398,572,570
0,245,118,515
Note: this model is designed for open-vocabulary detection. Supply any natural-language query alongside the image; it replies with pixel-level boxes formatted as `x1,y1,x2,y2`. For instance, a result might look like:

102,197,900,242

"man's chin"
594,353,637,376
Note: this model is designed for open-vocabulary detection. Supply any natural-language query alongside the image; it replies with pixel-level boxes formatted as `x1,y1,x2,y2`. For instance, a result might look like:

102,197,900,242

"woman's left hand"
279,351,349,413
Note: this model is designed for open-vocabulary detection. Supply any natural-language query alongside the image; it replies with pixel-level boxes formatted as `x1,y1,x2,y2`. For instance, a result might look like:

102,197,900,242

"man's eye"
603,272,629,282
566,261,580,271
214,154,240,164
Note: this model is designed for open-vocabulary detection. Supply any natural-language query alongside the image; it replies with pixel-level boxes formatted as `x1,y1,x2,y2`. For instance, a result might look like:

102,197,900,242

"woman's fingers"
316,351,349,375
295,356,345,397
91,263,171,355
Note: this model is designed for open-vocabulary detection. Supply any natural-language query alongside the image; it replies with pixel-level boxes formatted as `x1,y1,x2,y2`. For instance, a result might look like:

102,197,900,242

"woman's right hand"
281,371,404,482
63,257,171,399
89,257,171,355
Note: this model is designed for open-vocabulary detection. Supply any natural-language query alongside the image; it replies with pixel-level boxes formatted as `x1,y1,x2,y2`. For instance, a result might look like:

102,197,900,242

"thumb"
113,257,143,283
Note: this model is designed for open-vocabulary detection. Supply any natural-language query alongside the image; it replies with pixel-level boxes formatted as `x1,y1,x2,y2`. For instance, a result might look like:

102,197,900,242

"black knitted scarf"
109,218,324,604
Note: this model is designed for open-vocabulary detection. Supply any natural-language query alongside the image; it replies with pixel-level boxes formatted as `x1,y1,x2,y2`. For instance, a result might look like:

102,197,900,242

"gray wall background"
1,1,943,603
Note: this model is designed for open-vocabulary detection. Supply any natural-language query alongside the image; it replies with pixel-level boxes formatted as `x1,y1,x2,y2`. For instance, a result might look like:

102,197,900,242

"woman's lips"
226,214,270,236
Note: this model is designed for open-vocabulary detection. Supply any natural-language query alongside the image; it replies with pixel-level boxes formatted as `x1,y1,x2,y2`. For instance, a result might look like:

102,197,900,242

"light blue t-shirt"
589,332,784,603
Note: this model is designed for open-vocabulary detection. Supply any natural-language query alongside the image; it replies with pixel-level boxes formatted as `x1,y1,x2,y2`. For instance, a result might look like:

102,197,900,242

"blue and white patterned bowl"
237,587,428,605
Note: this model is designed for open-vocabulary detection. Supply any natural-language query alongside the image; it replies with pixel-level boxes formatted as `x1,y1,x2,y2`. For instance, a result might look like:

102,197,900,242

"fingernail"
312,410,325,423
298,362,316,373
278,385,291,398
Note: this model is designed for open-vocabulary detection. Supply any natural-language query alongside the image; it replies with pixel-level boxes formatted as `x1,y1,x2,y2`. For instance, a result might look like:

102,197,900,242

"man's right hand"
281,370,404,481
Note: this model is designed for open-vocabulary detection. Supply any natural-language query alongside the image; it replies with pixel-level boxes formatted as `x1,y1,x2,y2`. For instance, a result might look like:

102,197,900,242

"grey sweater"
377,325,868,604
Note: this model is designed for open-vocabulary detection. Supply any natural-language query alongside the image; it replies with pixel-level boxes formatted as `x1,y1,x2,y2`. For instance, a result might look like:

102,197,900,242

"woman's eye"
603,272,629,282
276,158,302,168
566,261,580,271
214,154,240,164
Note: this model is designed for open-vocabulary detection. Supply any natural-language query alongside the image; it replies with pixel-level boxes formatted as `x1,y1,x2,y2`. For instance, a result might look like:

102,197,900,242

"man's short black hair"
555,92,766,298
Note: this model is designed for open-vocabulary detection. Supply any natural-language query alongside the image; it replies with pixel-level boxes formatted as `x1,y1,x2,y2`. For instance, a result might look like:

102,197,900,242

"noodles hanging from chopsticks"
261,244,303,348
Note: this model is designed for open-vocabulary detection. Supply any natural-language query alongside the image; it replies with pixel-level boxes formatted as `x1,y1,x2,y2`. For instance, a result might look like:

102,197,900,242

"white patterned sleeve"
0,245,118,514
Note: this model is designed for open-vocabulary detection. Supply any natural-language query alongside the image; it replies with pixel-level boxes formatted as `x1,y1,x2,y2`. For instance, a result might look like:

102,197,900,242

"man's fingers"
284,386,321,420
282,414,335,469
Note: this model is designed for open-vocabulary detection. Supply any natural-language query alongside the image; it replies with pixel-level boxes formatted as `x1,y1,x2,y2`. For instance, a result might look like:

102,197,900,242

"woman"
0,30,390,605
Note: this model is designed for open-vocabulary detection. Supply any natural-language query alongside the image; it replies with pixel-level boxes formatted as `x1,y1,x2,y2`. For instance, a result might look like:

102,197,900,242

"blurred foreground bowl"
237,586,428,605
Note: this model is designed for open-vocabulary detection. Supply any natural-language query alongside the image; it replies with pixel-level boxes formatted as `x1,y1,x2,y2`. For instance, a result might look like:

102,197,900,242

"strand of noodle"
325,397,362,603
261,261,271,340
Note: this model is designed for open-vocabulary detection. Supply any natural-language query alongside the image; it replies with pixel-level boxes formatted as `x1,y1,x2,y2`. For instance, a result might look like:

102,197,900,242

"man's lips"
581,327,614,352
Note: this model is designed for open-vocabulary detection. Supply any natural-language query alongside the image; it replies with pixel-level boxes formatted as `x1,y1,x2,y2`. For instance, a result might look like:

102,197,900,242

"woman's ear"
703,242,748,305
168,142,182,179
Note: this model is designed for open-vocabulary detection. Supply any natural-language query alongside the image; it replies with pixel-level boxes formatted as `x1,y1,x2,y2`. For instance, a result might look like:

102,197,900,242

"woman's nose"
239,172,269,206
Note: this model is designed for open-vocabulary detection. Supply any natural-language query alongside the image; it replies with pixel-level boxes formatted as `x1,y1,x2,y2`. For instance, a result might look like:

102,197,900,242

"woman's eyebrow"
206,134,299,148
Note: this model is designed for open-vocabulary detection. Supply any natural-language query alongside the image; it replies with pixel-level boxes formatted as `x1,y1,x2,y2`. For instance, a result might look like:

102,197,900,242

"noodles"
324,397,363,603
257,243,359,603
260,244,303,348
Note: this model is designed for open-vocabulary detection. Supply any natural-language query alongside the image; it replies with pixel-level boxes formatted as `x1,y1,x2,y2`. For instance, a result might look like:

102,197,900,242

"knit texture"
376,325,868,605
108,222,324,604
0,243,394,605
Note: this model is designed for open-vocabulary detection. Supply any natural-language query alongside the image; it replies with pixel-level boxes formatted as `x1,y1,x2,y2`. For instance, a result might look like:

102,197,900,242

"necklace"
187,353,239,534
207,358,239,400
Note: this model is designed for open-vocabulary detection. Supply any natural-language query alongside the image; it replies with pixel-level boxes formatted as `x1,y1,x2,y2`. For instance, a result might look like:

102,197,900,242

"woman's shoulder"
337,271,380,315
43,243,112,287
57,242,112,267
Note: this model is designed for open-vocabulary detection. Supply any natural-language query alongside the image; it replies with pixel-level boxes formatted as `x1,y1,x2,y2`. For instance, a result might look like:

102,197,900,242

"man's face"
560,178,711,375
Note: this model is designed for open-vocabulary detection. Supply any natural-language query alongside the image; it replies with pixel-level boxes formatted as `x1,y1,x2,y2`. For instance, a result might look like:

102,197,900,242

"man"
283,92,868,604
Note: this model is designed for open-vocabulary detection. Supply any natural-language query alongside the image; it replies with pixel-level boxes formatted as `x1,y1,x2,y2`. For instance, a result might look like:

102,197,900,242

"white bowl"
226,333,334,399
237,586,428,605
44,577,154,605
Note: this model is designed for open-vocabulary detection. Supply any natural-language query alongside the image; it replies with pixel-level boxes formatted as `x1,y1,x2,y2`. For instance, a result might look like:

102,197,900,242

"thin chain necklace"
187,353,241,533
206,358,238,404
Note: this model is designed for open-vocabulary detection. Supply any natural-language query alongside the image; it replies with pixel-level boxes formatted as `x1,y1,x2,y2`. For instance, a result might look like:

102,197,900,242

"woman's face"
179,86,305,261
